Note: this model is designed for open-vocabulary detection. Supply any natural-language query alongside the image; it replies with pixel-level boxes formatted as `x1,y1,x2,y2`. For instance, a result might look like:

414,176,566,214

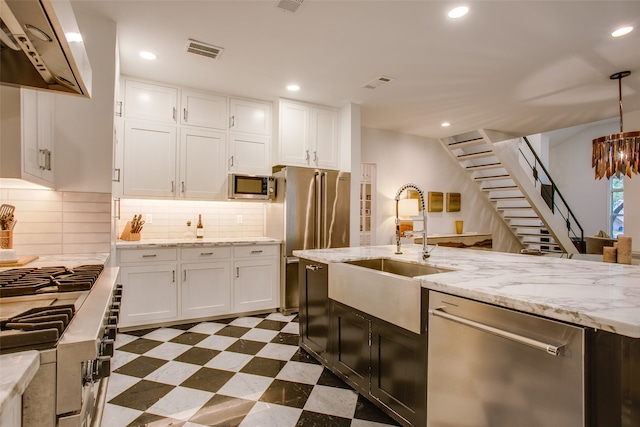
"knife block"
119,221,141,241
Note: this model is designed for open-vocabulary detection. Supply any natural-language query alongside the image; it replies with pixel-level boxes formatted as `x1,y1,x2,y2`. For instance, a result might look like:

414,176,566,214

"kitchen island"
293,244,640,427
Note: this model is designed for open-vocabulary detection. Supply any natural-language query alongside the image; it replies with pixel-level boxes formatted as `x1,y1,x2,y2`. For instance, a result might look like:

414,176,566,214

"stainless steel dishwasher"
427,291,585,427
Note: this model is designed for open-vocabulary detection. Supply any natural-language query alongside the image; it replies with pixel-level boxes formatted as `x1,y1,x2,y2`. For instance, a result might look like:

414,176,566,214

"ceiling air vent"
275,0,304,13
363,76,394,89
185,39,224,60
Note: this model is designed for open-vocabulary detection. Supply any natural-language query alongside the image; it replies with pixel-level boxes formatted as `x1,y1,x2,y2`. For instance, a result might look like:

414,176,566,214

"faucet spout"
394,183,430,259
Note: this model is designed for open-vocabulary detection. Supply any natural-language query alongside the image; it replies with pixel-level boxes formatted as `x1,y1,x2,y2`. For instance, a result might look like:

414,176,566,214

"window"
610,176,624,238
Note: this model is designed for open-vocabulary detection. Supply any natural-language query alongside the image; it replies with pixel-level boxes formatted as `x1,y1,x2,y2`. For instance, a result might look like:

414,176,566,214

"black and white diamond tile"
103,312,400,427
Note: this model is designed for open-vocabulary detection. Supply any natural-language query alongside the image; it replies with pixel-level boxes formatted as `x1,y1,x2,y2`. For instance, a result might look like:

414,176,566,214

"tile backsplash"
1,186,268,256
0,188,111,256
117,199,266,240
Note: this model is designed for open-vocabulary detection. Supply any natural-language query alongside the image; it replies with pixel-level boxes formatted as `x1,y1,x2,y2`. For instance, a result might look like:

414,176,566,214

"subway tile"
63,233,111,244
63,243,111,254
63,192,111,203
63,202,111,214
63,222,112,233
63,212,111,223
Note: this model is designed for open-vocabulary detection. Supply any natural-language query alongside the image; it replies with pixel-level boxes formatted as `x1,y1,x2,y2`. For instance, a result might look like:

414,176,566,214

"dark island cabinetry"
299,259,330,364
298,258,427,427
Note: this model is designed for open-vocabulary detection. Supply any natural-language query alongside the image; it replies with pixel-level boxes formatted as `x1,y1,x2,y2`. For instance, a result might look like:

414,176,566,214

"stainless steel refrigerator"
266,166,350,314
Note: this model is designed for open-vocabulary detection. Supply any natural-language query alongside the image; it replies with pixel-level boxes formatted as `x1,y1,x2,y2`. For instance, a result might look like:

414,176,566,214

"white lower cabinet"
119,264,179,327
182,262,231,318
117,243,280,328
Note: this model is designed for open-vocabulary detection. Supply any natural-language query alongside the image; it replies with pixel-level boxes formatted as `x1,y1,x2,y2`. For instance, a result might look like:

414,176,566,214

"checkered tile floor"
103,312,400,427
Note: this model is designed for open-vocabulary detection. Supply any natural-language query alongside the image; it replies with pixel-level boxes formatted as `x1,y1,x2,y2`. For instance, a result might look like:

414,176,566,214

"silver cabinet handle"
230,115,235,128
236,267,240,278
39,148,52,171
116,101,123,117
305,264,323,271
250,250,263,254
229,156,234,168
172,107,176,121
183,270,187,282
112,168,121,182
305,150,310,162
201,252,214,256
142,254,157,258
172,270,175,283
181,181,185,193
183,108,188,121
171,181,175,193
428,308,563,356
314,151,318,165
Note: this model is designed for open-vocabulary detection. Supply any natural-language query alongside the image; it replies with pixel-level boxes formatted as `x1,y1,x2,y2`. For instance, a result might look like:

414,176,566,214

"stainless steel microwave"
228,174,276,200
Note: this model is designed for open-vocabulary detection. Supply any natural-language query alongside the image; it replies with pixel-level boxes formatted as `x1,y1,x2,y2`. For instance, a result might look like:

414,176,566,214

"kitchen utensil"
0,205,15,230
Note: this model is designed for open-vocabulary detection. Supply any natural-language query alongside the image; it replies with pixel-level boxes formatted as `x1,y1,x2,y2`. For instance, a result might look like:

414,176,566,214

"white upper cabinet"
277,99,339,169
229,98,272,135
179,128,227,199
180,90,227,130
228,134,271,175
0,87,55,187
124,80,178,123
123,121,177,197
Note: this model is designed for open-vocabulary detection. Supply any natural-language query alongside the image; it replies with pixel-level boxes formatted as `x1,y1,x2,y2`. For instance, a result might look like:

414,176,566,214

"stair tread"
457,151,495,160
496,206,534,210
466,163,503,170
490,196,526,201
447,137,486,148
518,233,555,238
474,175,511,181
482,186,519,191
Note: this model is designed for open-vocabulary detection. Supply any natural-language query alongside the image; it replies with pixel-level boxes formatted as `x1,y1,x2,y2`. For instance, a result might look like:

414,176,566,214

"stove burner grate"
0,264,104,297
0,304,76,353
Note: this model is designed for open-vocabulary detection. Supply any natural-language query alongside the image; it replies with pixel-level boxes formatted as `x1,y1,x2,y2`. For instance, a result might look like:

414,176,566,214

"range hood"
0,0,92,97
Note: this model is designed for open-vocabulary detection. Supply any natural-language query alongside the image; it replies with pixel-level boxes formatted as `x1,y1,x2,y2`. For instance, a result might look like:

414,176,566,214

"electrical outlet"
145,214,153,224
236,215,243,224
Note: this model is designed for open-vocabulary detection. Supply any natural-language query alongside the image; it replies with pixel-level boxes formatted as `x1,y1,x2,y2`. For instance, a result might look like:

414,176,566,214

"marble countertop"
0,253,111,271
293,245,640,338
116,237,281,248
0,351,39,415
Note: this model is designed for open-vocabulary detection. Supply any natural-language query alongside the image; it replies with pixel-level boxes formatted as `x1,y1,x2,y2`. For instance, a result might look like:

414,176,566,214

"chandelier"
592,71,640,179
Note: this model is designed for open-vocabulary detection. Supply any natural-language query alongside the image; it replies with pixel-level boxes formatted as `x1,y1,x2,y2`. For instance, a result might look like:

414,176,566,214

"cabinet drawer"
233,244,279,258
119,248,178,264
181,246,232,260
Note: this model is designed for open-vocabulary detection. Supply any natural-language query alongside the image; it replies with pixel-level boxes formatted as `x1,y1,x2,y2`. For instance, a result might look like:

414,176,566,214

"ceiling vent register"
363,76,394,90
275,0,304,13
185,39,224,60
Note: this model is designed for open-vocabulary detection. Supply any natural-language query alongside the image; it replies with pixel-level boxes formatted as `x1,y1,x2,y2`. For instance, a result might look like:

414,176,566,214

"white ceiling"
75,0,640,140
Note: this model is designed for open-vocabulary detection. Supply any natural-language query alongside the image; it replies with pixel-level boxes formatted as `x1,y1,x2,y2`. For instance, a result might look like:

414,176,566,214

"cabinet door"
299,259,330,363
21,89,54,185
181,90,227,129
179,128,227,199
278,100,310,167
124,80,178,123
233,258,278,312
311,107,339,169
229,98,271,135
182,262,232,319
371,318,426,427
330,301,370,391
228,133,271,175
119,264,179,327
123,121,177,197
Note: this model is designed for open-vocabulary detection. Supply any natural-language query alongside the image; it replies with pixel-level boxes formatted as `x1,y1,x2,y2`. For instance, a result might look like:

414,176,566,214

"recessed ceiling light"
448,6,469,19
441,122,451,127
287,84,300,91
611,26,633,37
139,51,157,60
65,32,83,43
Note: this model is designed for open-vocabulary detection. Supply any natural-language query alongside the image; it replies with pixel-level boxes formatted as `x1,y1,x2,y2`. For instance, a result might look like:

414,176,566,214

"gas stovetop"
0,264,104,298
0,264,105,354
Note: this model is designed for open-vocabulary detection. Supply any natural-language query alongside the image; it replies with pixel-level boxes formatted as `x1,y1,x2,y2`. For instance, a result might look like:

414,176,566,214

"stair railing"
518,136,584,251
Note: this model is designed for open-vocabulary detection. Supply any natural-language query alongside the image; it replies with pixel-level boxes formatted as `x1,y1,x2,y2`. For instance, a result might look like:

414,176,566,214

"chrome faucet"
394,183,433,259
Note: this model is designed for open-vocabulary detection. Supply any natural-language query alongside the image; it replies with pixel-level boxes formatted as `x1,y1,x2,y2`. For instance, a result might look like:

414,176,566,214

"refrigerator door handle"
314,171,322,249
321,171,329,248
285,257,299,264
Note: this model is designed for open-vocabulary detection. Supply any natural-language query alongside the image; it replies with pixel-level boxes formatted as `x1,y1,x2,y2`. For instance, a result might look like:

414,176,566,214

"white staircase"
440,129,580,255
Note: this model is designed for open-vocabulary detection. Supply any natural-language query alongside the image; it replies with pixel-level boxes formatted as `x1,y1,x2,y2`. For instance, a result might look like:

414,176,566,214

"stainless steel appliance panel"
427,291,585,427
266,166,350,314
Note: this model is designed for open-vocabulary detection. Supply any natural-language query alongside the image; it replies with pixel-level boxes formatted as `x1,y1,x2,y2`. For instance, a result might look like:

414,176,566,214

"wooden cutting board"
0,255,39,267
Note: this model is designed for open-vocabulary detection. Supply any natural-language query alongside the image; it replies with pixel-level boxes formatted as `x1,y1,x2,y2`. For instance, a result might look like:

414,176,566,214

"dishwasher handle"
428,307,563,356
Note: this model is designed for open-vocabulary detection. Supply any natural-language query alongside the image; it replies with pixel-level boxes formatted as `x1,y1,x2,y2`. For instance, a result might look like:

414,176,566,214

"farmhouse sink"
329,259,454,334
344,258,452,277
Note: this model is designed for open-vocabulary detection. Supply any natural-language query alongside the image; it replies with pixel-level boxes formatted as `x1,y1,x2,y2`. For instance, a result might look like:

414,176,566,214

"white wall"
53,5,117,193
361,127,522,253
